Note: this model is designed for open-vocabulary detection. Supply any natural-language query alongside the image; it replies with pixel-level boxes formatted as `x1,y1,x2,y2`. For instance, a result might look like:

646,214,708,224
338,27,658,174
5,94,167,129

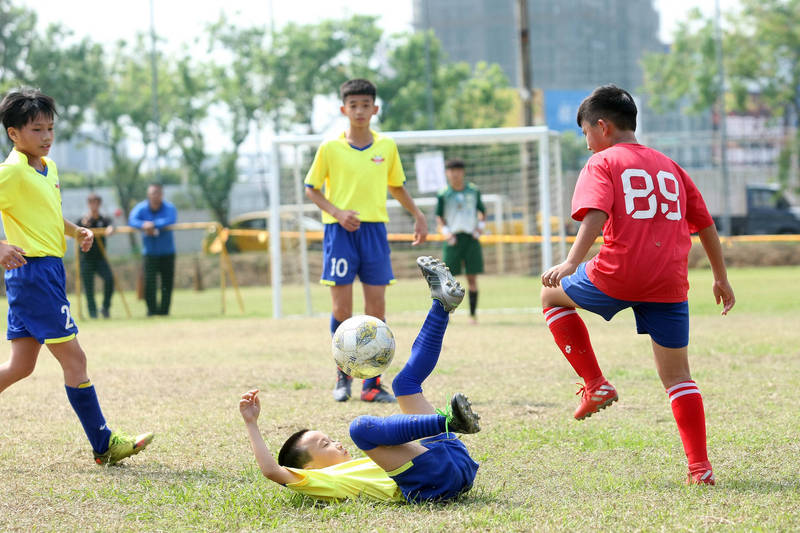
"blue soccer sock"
349,413,446,450
330,315,343,337
65,382,112,454
391,300,449,397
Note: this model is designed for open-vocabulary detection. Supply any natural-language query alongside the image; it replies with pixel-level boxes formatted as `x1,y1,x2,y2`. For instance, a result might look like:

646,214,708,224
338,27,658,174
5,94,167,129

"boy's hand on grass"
0,243,26,270
239,389,261,423
713,279,735,315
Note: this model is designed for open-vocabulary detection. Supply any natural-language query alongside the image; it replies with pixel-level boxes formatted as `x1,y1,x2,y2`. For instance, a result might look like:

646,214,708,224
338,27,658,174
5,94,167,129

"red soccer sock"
543,306,603,385
667,380,709,465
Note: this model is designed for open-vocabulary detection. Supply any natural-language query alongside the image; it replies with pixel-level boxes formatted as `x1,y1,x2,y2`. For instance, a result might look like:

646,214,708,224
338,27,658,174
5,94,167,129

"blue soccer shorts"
561,263,689,349
6,256,79,344
387,432,479,503
321,222,395,286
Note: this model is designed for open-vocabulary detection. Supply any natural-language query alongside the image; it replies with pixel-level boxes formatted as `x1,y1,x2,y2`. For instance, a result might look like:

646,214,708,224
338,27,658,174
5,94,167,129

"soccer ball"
332,315,395,379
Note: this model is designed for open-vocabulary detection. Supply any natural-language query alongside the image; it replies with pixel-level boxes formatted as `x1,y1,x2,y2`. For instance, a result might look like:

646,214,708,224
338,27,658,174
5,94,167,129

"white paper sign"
414,151,447,194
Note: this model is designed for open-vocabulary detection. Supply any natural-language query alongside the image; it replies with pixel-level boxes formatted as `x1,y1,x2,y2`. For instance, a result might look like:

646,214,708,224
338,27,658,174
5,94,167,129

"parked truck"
712,184,800,235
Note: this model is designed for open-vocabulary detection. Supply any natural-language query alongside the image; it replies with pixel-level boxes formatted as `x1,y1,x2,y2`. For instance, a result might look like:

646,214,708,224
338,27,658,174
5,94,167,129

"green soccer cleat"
94,431,154,466
416,256,465,313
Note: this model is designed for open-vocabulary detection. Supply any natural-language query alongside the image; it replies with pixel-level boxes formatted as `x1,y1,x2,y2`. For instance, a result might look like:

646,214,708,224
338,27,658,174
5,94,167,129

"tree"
170,18,267,227
87,37,177,251
265,15,382,131
1,2,104,145
0,0,36,88
641,1,800,189
378,31,513,131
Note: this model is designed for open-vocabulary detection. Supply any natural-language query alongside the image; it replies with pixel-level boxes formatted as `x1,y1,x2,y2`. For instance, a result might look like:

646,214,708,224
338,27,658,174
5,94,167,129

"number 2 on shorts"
61,304,75,330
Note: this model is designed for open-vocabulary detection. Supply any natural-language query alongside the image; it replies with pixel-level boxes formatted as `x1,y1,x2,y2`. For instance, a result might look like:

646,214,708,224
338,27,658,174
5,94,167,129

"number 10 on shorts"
330,257,349,278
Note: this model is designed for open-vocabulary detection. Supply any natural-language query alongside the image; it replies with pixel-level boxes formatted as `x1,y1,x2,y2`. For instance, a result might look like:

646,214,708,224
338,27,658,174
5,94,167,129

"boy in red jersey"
540,85,735,485
305,79,428,404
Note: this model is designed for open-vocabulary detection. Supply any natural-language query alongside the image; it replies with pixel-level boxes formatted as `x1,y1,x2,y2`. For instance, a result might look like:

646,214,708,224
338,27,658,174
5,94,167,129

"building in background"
412,0,709,136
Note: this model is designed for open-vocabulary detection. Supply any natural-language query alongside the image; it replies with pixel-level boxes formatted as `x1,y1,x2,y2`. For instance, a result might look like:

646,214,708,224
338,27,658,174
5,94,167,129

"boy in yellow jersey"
240,256,480,503
305,78,428,403
0,88,153,465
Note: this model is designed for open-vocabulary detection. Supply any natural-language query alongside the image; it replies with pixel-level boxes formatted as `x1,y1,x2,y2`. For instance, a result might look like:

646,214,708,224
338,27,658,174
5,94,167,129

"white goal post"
269,126,566,318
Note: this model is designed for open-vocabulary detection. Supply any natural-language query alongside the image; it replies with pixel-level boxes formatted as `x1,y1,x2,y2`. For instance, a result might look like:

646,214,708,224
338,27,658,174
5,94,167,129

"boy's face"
340,94,378,128
580,119,612,154
298,430,351,469
445,167,466,190
7,113,54,161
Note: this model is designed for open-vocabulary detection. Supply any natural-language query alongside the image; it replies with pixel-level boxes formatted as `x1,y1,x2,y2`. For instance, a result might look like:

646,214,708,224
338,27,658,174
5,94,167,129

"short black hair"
278,429,312,469
576,84,637,132
445,158,466,170
0,88,57,141
340,79,377,103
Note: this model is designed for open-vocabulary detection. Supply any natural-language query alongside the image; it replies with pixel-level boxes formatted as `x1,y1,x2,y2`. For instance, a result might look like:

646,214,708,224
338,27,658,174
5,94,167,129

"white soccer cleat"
416,256,465,313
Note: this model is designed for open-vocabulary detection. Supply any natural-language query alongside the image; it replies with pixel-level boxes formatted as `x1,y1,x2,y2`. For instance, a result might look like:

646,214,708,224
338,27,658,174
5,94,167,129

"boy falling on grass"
240,256,480,503
540,85,735,485
0,88,152,465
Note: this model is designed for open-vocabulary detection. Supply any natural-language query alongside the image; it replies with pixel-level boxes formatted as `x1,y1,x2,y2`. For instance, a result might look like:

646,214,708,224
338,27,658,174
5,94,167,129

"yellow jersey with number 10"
304,131,406,224
0,149,66,257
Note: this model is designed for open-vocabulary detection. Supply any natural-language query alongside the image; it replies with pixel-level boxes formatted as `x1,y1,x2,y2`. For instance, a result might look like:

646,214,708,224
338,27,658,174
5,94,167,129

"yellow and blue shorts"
387,432,479,503
5,257,78,344
321,222,394,286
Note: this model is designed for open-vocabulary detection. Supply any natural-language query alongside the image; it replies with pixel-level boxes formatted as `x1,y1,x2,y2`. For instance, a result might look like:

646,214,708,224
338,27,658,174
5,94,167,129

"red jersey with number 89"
571,143,714,302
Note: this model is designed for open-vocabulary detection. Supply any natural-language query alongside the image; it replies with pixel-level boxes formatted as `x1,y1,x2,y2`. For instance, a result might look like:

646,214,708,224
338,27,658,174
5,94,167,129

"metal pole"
149,0,161,181
715,0,731,236
515,0,534,127
269,142,283,318
423,1,435,129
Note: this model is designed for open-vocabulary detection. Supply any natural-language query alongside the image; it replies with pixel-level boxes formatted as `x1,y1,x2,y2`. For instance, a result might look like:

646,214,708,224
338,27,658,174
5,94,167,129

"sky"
31,0,737,48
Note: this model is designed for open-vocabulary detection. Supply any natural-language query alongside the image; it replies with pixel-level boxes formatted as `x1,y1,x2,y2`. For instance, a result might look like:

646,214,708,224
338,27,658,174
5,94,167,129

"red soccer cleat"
574,379,618,420
687,461,716,486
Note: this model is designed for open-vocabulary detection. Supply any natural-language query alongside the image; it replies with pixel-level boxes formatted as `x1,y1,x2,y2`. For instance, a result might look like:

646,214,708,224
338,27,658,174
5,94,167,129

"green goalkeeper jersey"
436,183,485,234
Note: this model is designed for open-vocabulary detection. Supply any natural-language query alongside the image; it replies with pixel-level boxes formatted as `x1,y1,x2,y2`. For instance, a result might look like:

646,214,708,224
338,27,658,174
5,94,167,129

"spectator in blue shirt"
128,184,177,316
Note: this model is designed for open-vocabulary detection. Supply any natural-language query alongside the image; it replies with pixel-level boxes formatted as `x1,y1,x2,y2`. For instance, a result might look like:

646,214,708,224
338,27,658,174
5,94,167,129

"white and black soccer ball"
332,315,395,379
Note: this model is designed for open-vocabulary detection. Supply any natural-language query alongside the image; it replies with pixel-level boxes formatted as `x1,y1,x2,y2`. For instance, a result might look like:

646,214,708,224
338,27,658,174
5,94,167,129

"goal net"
268,126,567,318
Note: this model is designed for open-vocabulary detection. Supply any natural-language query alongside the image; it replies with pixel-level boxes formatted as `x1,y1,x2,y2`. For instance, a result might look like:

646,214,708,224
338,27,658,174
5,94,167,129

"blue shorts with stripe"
561,263,689,349
388,432,479,503
321,222,394,286
5,257,79,344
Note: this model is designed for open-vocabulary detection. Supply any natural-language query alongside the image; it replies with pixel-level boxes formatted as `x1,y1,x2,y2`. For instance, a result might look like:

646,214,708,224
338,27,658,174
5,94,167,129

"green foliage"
559,131,591,172
267,15,382,130
379,31,513,131
0,0,37,86
170,19,263,225
641,8,720,114
1,2,104,138
642,1,800,191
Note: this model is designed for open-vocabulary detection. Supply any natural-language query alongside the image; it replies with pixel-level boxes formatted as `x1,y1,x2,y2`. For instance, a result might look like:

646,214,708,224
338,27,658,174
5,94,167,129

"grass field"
1,266,799,532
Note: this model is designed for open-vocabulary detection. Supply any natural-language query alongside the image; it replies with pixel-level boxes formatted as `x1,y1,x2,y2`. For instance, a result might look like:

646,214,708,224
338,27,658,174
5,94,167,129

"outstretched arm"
541,208,607,287
697,224,735,315
388,185,428,245
239,389,302,485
